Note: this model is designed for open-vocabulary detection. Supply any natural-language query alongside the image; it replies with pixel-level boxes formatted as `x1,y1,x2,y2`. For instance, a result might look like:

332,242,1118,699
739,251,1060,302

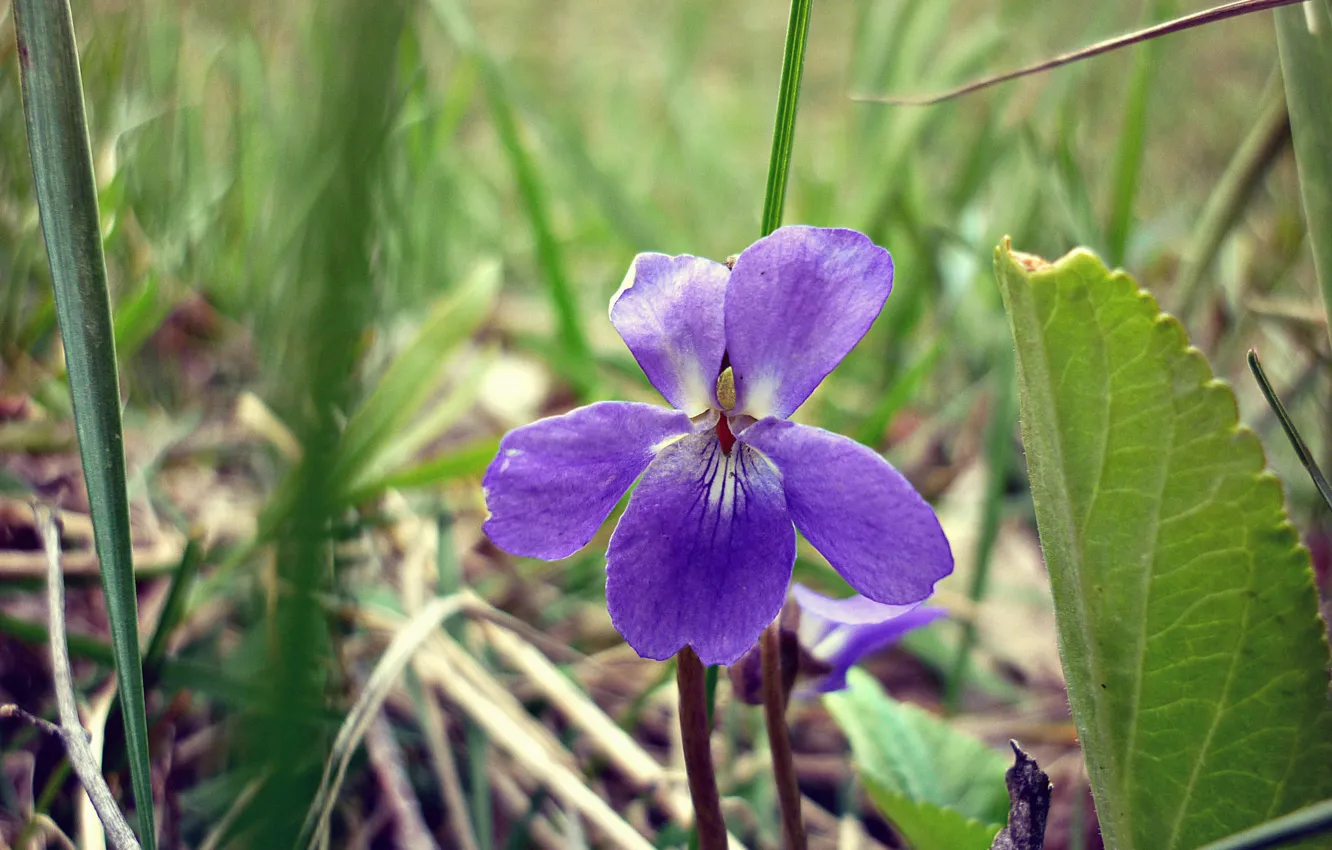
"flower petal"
725,226,893,419
740,418,952,604
483,402,693,560
605,432,795,665
610,253,729,415
811,607,947,694
791,582,924,627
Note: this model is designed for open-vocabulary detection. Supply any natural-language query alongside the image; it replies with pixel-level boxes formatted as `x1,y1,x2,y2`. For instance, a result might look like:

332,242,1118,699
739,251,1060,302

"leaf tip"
1013,251,1052,273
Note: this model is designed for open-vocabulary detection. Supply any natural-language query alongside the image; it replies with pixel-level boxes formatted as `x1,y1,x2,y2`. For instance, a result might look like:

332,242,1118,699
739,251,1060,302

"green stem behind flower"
759,0,815,237
708,0,817,763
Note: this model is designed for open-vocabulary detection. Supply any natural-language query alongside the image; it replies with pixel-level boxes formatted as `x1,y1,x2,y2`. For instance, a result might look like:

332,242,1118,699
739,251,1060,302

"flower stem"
677,647,727,850
759,0,815,237
762,623,807,850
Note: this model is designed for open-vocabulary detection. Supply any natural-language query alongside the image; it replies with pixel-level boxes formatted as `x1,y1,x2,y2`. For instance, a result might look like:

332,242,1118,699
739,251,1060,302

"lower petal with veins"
605,432,795,666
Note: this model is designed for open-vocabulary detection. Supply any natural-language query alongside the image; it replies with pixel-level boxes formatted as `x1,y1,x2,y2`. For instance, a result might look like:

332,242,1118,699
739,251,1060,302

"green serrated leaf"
863,778,1001,850
825,669,1010,832
993,243,1332,850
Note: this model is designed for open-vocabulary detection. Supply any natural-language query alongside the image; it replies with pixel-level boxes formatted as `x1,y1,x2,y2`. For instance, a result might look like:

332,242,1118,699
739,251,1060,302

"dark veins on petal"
606,429,794,664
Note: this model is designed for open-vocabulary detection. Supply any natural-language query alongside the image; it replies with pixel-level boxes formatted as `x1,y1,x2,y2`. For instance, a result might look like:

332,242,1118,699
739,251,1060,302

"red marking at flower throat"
716,416,736,454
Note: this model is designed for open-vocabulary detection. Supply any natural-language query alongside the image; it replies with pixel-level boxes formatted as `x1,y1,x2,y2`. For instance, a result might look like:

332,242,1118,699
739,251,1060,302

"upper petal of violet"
724,226,893,420
483,401,693,560
610,253,729,416
740,418,952,605
605,432,795,666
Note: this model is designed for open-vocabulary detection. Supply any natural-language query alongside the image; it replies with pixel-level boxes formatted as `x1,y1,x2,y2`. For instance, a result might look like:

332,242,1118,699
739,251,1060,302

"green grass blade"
335,259,499,496
759,0,814,237
1275,1,1332,342
483,71,588,364
1105,1,1173,266
347,436,498,503
141,540,202,680
993,242,1332,850
1246,349,1332,513
427,0,590,371
1175,79,1289,321
11,2,156,845
243,0,409,843
853,341,943,447
945,353,1016,711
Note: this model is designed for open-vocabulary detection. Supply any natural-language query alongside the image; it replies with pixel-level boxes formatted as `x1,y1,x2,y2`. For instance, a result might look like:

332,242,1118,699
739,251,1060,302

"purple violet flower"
482,226,953,665
791,582,946,694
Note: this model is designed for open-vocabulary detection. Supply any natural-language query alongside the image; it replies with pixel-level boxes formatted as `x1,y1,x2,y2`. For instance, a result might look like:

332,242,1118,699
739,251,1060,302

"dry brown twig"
854,0,1308,105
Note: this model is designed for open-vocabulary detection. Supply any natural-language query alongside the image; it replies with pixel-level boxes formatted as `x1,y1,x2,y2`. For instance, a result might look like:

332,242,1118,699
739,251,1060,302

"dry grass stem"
480,620,751,845
411,680,479,850
482,622,661,787
75,682,118,850
32,505,142,850
364,713,439,849
410,631,656,850
488,760,564,850
300,594,467,849
197,772,267,850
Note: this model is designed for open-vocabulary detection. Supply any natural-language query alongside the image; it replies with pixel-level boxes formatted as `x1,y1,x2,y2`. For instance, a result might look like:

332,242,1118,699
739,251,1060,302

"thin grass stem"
1246,349,1332,512
855,0,1306,105
1176,79,1290,320
1274,0,1332,346
759,0,815,236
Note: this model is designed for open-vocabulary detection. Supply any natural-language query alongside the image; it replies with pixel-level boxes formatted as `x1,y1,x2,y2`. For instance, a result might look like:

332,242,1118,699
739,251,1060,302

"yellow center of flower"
715,366,736,411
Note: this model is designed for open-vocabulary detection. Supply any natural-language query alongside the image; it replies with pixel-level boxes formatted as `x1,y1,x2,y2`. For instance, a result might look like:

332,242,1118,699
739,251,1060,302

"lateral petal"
482,402,693,560
741,418,952,604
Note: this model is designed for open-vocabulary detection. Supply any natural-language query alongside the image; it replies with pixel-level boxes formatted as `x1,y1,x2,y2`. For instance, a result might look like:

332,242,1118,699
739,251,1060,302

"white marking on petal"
650,432,691,454
608,260,640,319
810,625,849,662
796,609,827,650
739,373,780,420
704,452,736,518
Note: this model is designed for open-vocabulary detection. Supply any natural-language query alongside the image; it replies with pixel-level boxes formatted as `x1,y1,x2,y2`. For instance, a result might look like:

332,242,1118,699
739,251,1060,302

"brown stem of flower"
762,623,807,850
676,647,727,850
